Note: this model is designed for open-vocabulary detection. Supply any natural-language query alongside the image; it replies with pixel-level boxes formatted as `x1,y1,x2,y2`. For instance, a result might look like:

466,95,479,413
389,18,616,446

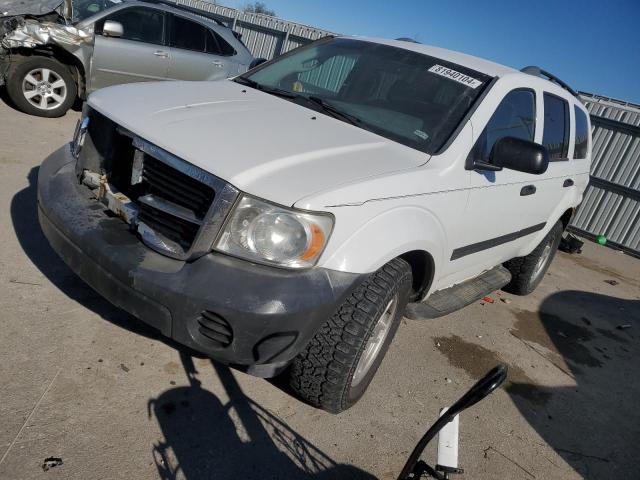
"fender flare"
321,205,446,291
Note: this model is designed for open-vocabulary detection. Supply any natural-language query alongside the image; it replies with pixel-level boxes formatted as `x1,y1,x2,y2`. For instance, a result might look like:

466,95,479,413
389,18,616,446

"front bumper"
38,145,363,377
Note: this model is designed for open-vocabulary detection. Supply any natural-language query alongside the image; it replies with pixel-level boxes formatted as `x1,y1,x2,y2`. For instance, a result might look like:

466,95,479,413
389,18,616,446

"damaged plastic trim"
80,135,241,261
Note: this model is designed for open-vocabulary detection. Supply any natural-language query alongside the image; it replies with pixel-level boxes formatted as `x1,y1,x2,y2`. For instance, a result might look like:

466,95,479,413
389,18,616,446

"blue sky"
222,0,640,104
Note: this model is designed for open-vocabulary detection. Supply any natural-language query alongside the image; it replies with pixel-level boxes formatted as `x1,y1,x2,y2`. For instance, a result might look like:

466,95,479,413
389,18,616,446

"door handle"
563,179,574,187
212,60,224,67
520,185,536,196
153,51,169,58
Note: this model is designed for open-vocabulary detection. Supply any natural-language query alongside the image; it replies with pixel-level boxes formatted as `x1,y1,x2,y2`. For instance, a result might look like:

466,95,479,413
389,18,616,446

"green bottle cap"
596,235,607,245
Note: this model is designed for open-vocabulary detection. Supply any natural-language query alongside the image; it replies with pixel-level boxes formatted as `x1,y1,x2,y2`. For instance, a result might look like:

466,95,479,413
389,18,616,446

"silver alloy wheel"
351,294,399,387
22,68,68,111
532,242,553,280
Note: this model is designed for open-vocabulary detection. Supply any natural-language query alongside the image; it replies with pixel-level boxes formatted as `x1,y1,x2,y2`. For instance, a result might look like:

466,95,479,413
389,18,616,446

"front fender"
320,205,446,291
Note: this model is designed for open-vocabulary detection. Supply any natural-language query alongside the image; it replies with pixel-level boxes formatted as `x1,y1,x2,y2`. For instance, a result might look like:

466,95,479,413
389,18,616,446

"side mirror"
103,20,124,38
490,136,549,175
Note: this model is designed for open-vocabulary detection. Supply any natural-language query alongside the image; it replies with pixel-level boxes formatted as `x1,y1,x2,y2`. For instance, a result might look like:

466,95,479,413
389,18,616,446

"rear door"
532,92,576,227
166,15,235,81
90,6,169,91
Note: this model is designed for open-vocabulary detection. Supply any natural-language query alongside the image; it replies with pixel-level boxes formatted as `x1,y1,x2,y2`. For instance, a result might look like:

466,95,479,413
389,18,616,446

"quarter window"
574,106,589,159
542,93,570,160
102,7,165,45
474,89,536,162
171,16,207,52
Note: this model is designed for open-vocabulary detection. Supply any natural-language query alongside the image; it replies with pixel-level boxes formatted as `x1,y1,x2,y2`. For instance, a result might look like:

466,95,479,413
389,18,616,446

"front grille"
197,311,233,348
79,110,238,260
142,156,215,220
137,202,200,250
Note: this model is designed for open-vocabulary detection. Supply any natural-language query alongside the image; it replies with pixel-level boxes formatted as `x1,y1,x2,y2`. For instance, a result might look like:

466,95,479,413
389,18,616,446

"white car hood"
88,81,428,207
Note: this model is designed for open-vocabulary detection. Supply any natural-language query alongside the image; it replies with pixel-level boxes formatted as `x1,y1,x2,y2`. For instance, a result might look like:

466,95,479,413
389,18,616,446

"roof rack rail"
520,66,578,98
396,37,421,44
134,0,227,27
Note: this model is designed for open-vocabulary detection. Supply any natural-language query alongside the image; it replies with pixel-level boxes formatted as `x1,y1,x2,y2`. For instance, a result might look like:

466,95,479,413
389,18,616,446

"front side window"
240,38,492,154
171,16,206,52
101,7,165,45
574,106,589,159
473,89,536,162
542,93,570,160
207,31,236,56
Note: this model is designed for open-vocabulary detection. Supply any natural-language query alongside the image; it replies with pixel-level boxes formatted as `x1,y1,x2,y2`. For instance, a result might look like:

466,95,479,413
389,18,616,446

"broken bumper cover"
38,145,363,377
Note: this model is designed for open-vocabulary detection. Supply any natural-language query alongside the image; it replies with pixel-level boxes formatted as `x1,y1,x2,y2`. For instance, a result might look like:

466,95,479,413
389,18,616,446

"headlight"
215,195,334,269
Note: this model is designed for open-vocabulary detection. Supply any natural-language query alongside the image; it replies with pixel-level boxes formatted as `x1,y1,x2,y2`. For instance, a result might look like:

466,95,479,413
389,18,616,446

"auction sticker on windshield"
428,65,483,89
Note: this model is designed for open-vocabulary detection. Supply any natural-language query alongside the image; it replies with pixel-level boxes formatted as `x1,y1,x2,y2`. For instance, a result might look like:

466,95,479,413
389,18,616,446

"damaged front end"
1,0,92,85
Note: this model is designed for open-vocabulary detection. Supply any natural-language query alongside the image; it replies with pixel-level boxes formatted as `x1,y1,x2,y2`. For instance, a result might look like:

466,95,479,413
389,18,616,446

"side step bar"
406,266,512,320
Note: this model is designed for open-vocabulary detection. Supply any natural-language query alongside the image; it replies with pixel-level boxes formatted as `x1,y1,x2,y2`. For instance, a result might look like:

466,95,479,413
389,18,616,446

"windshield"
72,0,119,22
241,38,492,155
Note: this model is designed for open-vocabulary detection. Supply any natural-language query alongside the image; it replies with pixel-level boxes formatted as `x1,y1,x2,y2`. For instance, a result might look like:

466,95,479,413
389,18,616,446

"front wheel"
503,220,563,295
6,56,77,118
289,258,412,413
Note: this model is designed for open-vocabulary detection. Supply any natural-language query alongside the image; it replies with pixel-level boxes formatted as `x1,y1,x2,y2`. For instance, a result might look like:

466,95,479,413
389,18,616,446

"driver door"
449,89,542,280
90,6,170,92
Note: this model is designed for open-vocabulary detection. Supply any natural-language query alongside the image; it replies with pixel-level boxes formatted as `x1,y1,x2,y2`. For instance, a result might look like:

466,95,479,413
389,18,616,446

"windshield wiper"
306,96,363,126
233,77,298,99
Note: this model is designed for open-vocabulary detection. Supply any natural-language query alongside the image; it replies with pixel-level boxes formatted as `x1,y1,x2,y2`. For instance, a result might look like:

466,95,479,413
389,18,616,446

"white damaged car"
38,36,591,412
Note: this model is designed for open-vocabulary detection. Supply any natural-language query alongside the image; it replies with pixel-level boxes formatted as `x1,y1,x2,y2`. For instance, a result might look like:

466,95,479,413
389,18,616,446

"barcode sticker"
428,65,483,89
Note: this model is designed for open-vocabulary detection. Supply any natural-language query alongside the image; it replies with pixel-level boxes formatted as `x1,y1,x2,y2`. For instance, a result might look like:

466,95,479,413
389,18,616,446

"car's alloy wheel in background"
6,56,77,118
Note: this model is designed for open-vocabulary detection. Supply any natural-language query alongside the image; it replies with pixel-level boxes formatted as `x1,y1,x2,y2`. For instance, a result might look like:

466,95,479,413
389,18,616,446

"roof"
345,36,519,78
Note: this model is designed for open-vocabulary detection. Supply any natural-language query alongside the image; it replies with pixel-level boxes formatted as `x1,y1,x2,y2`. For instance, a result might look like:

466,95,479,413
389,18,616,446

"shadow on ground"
148,352,375,480
437,288,639,479
0,86,19,113
508,290,640,479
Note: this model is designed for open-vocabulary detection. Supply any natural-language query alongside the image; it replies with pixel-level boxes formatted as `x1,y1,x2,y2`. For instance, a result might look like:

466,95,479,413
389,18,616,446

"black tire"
503,220,563,296
6,56,77,118
289,258,412,413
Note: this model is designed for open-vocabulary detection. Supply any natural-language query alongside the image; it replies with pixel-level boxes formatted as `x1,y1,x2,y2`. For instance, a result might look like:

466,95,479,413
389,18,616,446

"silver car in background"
0,0,255,117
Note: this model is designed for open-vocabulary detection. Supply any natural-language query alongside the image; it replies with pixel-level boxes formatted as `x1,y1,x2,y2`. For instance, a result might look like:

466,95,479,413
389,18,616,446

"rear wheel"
6,56,77,118
503,220,563,295
289,258,412,413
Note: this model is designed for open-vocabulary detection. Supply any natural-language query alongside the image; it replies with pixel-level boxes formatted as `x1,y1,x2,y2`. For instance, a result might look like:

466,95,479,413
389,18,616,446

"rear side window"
171,16,206,52
574,106,589,159
542,93,570,160
103,7,165,45
474,89,536,162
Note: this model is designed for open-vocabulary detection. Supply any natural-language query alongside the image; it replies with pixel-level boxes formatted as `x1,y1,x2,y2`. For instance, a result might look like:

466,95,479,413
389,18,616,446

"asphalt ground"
1,96,638,480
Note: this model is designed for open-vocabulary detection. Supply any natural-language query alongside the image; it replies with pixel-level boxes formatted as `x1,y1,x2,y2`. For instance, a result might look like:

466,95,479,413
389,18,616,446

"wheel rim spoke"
50,79,66,90
351,295,398,387
24,74,39,86
24,90,39,99
50,93,64,106
39,95,49,109
41,68,51,83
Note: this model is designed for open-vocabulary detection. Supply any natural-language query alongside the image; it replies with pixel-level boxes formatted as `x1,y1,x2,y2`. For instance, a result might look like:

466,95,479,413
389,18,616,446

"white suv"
37,36,591,413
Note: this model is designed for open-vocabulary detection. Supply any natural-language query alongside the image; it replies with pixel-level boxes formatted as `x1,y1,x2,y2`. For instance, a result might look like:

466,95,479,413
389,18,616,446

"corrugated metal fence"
570,93,640,257
174,2,640,256
174,0,334,59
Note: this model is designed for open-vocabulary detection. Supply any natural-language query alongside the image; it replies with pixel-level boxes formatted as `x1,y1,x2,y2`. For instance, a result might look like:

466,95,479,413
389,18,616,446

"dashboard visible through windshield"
72,0,120,22
240,38,493,155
